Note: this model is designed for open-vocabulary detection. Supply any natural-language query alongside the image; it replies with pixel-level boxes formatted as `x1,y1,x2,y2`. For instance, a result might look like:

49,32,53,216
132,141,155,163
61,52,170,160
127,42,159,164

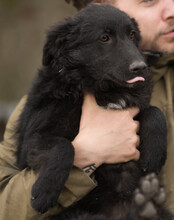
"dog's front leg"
137,106,167,174
25,136,74,213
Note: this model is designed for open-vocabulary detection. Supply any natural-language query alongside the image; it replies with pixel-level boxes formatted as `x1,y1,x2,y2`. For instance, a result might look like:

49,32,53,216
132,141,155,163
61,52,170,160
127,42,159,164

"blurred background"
0,0,76,140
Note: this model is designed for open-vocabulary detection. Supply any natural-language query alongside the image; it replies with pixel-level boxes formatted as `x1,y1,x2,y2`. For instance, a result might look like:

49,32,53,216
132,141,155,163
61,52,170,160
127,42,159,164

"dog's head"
42,4,152,108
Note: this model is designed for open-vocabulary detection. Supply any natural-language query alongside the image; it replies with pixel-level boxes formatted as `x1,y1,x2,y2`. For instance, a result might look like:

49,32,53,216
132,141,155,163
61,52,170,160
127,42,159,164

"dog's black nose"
129,61,147,73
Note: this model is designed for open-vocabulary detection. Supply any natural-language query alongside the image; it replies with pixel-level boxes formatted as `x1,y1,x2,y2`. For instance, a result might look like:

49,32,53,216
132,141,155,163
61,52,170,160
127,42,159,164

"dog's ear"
42,41,53,66
42,19,73,66
131,18,139,31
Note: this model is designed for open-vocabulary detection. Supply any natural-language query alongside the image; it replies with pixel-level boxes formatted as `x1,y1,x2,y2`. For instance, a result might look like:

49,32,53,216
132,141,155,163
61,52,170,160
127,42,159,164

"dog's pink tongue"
126,77,145,84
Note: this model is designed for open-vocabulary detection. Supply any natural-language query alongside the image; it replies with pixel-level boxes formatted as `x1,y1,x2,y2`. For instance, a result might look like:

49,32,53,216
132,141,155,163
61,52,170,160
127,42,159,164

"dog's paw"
134,173,166,219
31,178,59,213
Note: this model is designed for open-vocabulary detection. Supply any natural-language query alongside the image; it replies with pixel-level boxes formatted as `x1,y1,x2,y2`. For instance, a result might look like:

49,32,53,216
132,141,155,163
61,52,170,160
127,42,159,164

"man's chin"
140,38,174,55
151,39,174,55
157,47,174,55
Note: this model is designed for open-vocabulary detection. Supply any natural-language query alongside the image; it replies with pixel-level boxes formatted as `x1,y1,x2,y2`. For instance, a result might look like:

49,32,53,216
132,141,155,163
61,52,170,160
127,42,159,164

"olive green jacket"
150,54,174,211
0,54,173,219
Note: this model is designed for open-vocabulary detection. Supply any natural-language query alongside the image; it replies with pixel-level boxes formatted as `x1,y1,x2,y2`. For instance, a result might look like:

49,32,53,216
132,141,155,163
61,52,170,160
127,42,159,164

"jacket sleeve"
0,96,97,220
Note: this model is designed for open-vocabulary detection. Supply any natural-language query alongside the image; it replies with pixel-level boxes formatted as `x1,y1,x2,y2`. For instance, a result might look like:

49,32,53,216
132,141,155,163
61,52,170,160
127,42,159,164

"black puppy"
16,4,173,220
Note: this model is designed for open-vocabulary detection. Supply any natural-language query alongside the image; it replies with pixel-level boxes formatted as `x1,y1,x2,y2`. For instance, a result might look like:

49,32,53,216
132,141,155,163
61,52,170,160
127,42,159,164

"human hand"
72,93,140,175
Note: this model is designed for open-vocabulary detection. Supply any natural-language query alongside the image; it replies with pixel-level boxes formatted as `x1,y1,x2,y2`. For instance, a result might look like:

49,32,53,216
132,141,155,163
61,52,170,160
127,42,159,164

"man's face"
114,0,174,54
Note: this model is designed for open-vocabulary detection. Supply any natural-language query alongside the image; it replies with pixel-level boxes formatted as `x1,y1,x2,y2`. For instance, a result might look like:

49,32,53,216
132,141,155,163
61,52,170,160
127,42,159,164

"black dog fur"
15,4,173,219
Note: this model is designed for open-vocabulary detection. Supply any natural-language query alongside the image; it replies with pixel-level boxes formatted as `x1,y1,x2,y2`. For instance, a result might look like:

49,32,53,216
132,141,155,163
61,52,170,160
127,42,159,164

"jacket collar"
142,50,174,83
153,53,174,68
142,50,174,67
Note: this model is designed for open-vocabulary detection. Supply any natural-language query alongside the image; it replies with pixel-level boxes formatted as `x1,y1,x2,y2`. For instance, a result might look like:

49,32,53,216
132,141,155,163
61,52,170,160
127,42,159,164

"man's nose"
129,61,147,73
161,0,174,21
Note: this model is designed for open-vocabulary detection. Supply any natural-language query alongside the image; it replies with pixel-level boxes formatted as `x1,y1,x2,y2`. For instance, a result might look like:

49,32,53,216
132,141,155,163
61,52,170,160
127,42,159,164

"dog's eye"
129,31,136,40
100,34,110,42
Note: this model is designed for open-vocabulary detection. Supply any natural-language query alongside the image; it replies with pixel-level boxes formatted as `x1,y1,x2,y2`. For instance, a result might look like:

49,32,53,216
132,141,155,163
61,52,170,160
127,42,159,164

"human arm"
73,93,140,175
0,94,140,219
0,96,96,220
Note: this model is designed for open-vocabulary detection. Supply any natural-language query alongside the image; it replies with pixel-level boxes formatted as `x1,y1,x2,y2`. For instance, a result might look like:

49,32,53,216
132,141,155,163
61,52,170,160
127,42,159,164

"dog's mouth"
97,74,147,92
126,76,145,84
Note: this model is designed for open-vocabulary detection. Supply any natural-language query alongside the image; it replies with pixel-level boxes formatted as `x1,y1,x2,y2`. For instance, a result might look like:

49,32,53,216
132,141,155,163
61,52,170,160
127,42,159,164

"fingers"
134,133,140,147
134,149,140,161
127,137,140,162
82,93,98,111
134,120,140,134
133,134,140,161
128,107,140,118
81,93,141,163
133,121,140,149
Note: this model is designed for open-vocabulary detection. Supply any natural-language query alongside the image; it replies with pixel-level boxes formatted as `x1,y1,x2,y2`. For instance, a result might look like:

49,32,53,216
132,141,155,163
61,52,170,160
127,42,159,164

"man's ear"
42,19,72,66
